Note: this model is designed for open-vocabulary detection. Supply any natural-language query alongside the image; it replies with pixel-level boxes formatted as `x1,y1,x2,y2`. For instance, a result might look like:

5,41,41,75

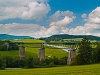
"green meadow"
0,39,67,58
12,39,45,43
0,38,97,58
0,63,100,75
0,38,100,75
0,47,67,58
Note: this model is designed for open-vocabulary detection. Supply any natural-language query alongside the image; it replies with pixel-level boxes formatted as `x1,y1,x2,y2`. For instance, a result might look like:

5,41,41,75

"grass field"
12,39,45,43
0,63,100,75
0,39,67,58
0,50,37,57
0,39,100,75
0,38,98,58
27,47,67,58
0,46,67,58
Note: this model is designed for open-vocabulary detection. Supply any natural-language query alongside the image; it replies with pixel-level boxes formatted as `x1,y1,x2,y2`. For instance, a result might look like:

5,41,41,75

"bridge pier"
19,46,25,59
67,49,76,65
38,48,45,60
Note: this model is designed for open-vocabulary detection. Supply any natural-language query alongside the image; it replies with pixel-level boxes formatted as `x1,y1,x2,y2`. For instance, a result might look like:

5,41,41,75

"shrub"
0,56,6,70
26,56,34,68
49,62,55,67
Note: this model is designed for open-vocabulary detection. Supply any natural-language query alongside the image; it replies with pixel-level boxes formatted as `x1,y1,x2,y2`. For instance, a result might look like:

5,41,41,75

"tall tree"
93,42,100,63
72,36,93,65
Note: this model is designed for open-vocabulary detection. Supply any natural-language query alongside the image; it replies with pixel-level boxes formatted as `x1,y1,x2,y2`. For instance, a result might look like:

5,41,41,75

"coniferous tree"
93,42,100,63
78,36,93,64
71,37,93,65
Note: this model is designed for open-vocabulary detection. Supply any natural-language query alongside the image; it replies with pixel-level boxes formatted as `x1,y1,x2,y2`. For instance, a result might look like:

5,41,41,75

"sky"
0,0,100,38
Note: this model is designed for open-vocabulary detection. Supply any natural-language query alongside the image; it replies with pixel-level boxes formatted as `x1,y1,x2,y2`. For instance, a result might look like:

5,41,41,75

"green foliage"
49,62,55,67
72,37,93,65
0,56,6,70
0,55,68,69
0,40,19,51
26,56,34,68
59,56,67,65
93,42,100,63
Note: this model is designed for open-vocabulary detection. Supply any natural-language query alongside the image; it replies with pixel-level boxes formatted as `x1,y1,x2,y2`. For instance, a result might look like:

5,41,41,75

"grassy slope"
0,39,67,58
0,63,100,75
0,47,67,58
12,39,45,43
0,38,98,58
24,47,67,58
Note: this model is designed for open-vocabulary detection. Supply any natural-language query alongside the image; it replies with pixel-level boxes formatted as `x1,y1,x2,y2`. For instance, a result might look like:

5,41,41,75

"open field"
0,38,99,58
0,38,98,58
0,50,37,57
0,47,67,58
0,63,100,75
0,42,67,58
0,39,67,58
0,39,68,58
12,39,45,43
0,39,100,75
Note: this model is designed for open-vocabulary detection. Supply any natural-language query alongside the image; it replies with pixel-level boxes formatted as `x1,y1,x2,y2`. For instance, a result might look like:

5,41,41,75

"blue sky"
0,0,100,37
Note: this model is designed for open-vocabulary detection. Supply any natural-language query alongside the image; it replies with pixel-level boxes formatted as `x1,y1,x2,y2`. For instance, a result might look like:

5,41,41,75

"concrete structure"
4,42,10,50
67,49,76,65
19,46,25,59
38,48,45,60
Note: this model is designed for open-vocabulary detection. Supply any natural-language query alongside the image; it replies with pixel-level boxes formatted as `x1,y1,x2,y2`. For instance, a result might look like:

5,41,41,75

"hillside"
40,34,100,41
0,34,31,40
0,39,67,58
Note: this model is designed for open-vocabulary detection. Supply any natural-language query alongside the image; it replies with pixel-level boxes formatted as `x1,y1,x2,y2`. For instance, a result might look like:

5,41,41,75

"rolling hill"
0,34,31,40
0,34,100,41
40,34,100,41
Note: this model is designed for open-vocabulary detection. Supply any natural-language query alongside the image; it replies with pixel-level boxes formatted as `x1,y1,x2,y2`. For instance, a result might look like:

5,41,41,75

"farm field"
12,39,45,43
25,47,67,58
0,63,100,75
0,38,98,58
0,39,67,58
0,38,97,58
0,47,67,58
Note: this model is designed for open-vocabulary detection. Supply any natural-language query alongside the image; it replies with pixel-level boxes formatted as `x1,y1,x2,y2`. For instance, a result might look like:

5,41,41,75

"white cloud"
44,7,100,37
48,10,75,22
50,16,75,27
0,10,75,37
88,7,100,24
0,0,50,21
43,11,76,36
0,23,45,37
81,13,87,18
0,7,100,37
68,7,100,36
21,1,50,20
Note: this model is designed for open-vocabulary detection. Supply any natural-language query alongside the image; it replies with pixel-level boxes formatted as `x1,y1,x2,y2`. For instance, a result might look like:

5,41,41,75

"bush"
0,40,19,51
59,56,67,65
0,56,6,70
49,62,55,67
93,42,100,63
26,56,34,68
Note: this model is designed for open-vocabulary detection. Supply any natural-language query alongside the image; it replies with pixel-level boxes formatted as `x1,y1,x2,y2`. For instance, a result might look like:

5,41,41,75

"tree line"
0,40,19,51
0,56,67,70
71,37,100,65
